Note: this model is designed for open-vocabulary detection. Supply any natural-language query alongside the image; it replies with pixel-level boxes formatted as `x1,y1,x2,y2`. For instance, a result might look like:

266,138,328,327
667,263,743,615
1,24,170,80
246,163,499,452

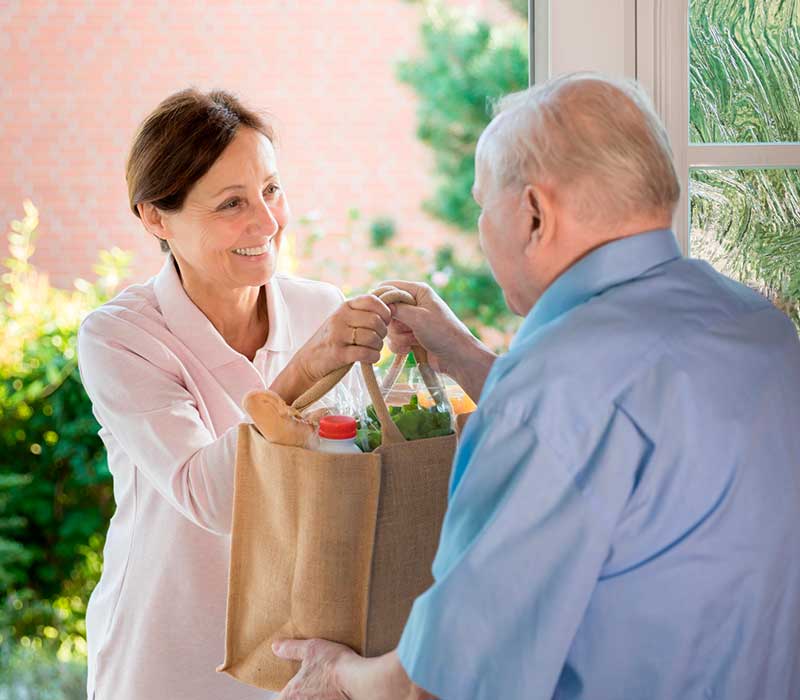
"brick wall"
0,0,519,290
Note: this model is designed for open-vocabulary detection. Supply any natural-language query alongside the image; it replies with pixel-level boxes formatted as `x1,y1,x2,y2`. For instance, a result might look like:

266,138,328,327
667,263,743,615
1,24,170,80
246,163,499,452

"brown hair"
126,88,274,252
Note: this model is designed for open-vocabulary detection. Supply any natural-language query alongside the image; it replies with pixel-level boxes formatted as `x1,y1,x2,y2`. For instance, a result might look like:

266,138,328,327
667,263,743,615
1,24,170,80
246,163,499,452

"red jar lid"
319,415,357,440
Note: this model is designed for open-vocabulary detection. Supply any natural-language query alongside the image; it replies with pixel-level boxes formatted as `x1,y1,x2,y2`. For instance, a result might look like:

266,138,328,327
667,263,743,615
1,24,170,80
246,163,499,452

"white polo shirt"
77,254,347,700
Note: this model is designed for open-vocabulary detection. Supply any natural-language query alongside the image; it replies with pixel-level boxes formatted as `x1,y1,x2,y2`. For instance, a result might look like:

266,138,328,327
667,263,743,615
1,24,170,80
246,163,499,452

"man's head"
473,73,680,316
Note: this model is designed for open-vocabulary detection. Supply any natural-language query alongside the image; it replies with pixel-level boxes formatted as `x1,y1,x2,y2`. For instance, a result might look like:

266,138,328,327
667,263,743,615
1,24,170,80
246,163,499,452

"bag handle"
291,286,445,446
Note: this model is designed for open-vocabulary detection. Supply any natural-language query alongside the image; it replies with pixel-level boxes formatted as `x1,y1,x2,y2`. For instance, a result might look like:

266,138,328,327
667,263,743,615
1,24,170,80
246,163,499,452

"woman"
77,88,391,700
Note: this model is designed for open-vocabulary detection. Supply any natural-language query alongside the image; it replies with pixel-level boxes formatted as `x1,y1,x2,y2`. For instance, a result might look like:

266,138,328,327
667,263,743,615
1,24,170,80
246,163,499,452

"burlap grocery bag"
217,360,459,691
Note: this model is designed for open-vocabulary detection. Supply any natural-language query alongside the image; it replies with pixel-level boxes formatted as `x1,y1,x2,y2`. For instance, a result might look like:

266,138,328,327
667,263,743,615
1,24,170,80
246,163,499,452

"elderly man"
273,73,800,699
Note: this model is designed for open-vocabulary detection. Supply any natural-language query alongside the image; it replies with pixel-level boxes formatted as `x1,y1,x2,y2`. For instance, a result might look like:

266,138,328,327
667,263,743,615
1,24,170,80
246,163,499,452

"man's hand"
380,280,468,375
381,280,497,402
273,638,356,700
273,640,436,700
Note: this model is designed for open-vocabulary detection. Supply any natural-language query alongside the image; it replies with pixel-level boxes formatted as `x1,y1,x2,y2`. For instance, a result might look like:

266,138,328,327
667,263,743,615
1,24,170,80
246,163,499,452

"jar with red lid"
317,415,362,454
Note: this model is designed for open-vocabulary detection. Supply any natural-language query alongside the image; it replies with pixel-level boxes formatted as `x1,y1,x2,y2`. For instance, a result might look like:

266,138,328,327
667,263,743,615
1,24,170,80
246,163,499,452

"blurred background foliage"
1,0,798,697
689,0,800,326
395,0,527,341
0,201,130,696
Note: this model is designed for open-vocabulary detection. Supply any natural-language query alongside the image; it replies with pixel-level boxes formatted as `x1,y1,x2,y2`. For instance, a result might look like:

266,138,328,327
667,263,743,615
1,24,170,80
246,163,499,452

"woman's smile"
231,240,273,259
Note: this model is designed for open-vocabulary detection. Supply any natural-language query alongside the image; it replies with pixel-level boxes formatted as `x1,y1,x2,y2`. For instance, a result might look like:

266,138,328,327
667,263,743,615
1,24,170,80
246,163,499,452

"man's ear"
137,202,172,246
522,184,555,251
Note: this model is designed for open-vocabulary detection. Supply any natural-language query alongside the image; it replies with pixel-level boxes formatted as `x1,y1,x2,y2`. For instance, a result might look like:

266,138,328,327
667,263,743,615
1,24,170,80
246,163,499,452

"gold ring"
351,327,358,346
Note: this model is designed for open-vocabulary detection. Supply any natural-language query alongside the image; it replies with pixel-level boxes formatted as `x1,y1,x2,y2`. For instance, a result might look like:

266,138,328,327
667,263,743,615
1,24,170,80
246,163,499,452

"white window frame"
530,0,800,254
637,0,800,253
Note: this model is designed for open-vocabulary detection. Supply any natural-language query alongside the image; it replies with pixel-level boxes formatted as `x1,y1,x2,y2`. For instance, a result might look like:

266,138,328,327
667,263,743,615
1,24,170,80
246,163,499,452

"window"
637,0,800,326
688,0,800,325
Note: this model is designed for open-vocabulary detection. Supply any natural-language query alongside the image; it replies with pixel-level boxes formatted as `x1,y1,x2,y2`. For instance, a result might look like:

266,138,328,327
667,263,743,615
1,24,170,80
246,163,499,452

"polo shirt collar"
512,228,682,348
152,254,293,370
264,276,293,352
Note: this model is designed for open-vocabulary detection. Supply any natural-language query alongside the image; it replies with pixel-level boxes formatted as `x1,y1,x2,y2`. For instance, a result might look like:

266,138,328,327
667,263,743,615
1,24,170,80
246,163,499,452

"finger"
377,288,416,306
387,322,415,338
349,327,384,351
387,325,416,345
272,638,310,661
344,346,382,366
377,280,430,303
387,336,413,355
389,318,413,334
391,302,426,329
386,321,416,349
344,310,388,338
387,332,416,351
347,294,392,325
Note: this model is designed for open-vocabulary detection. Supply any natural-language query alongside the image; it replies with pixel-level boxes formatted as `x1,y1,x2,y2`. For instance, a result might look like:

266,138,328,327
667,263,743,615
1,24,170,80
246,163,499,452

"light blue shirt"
397,229,800,699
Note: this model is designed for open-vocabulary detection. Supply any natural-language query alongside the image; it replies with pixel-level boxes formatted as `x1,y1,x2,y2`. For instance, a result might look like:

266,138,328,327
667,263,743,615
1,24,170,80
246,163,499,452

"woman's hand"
295,294,391,384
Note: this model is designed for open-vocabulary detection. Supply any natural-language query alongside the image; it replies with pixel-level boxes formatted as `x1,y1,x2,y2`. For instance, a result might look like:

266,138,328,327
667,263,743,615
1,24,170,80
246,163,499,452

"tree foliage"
397,2,528,233
400,0,799,337
397,1,528,338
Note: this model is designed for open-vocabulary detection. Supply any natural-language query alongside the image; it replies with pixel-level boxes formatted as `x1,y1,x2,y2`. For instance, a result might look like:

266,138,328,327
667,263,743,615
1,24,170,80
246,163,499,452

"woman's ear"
137,202,172,246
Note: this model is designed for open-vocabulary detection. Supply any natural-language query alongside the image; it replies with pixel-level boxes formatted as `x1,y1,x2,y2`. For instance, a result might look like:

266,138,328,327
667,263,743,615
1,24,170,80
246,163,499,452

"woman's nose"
254,201,280,239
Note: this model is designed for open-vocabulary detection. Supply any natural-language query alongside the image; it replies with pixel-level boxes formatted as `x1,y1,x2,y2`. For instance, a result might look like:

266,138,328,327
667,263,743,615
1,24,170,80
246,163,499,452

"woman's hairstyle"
476,73,681,225
126,88,274,252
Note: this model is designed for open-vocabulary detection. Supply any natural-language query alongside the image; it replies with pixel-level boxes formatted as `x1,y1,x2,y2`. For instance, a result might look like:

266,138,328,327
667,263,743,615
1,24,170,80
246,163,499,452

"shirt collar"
512,228,682,349
264,275,293,352
152,254,293,370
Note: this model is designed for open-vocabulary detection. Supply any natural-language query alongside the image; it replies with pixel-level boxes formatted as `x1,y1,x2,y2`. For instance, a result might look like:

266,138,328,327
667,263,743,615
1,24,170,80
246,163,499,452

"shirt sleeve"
77,311,238,536
396,403,650,700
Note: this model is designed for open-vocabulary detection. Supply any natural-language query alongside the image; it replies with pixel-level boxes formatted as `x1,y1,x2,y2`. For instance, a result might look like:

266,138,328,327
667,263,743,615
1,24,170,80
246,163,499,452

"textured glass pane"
690,168,800,329
689,0,800,144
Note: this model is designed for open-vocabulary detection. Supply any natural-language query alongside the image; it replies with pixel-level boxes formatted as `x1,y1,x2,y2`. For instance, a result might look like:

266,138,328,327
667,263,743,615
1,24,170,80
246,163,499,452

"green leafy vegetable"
356,396,453,452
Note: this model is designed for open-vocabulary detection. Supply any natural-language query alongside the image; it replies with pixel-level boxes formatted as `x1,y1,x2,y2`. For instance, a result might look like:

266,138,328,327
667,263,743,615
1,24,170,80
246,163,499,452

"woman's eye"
264,184,281,197
221,198,241,210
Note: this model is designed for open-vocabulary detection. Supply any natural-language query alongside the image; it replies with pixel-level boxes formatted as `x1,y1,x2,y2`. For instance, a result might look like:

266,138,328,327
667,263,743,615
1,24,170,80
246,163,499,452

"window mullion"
636,0,690,254
689,143,800,170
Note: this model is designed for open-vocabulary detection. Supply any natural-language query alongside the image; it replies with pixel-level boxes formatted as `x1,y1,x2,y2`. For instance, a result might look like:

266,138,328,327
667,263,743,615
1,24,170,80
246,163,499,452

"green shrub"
0,641,86,700
369,217,397,248
0,201,131,662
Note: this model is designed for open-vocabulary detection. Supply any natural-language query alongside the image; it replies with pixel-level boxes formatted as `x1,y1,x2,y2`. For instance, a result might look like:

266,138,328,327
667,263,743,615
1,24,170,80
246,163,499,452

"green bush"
369,217,397,248
0,201,131,664
427,245,519,342
0,642,86,700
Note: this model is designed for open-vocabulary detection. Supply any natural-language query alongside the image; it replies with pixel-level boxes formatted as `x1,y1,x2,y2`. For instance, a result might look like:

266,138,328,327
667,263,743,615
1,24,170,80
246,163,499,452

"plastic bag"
293,355,457,453
296,366,372,451
355,353,455,452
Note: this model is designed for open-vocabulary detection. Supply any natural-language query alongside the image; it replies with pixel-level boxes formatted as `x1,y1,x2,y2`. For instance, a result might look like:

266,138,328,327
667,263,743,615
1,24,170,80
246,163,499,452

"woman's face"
162,127,289,290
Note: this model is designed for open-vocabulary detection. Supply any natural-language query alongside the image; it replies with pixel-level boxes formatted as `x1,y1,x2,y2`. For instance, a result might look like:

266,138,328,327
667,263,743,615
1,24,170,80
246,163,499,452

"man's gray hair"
477,73,681,223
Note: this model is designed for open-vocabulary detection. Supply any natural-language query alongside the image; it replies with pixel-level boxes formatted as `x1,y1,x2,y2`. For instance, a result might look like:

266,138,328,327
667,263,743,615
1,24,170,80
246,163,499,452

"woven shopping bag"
217,359,459,691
